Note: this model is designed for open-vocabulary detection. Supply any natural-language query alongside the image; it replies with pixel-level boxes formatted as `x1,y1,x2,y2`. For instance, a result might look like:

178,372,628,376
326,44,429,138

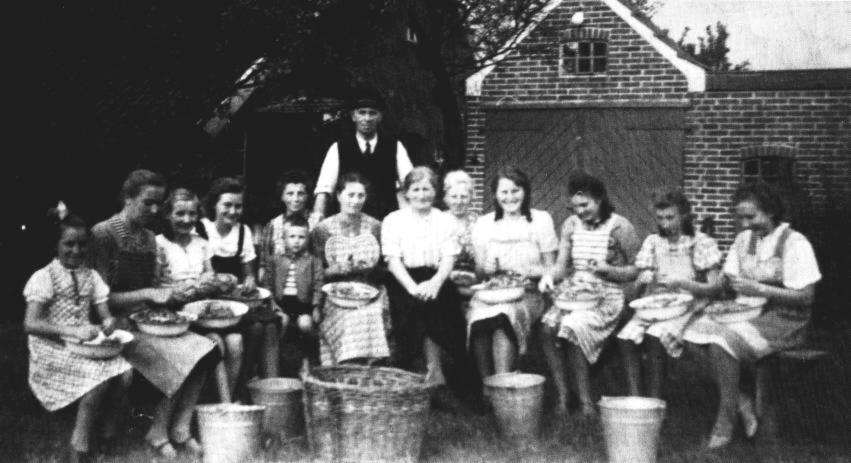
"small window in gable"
740,146,796,190
560,27,609,75
404,26,418,44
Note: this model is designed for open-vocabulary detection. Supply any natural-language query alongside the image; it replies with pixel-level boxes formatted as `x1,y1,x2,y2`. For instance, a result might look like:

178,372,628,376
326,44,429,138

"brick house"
463,0,850,248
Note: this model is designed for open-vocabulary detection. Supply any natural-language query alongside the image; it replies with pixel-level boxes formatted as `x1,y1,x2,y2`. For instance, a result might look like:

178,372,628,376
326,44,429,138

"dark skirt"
386,267,466,372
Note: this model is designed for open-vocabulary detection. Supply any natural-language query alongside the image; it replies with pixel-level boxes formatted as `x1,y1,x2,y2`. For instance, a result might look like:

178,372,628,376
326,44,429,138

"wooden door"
484,107,686,239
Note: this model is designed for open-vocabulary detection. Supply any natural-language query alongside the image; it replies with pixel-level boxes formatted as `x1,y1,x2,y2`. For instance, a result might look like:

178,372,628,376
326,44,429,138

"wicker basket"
302,365,432,463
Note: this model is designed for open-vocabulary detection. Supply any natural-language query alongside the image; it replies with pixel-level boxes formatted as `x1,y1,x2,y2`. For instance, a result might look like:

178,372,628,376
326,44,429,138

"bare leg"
618,339,643,396
71,381,110,453
146,396,178,458
645,336,666,399
206,333,232,402
225,334,244,395
492,329,516,374
262,323,280,378
565,342,596,416
470,330,494,379
169,368,206,449
708,344,739,448
424,337,446,385
540,325,569,413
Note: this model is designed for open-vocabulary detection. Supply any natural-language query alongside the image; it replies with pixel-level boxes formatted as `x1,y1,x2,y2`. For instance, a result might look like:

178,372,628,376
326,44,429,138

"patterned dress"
617,232,722,357
682,223,820,361
24,259,132,411
542,214,640,363
312,213,390,365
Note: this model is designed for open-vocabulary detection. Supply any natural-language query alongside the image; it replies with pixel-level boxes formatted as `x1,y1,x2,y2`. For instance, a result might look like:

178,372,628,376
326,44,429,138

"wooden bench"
754,347,830,442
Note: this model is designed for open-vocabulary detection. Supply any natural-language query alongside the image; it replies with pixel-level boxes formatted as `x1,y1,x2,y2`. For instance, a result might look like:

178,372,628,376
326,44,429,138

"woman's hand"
636,270,655,285
242,276,257,293
656,274,687,291
414,279,441,301
101,316,118,336
72,324,101,342
312,307,322,324
728,275,766,297
146,288,173,306
538,274,555,293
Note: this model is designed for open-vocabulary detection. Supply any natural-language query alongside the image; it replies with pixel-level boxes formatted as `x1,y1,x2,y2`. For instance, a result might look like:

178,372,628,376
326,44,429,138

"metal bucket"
196,404,266,463
599,396,666,463
248,377,304,440
483,373,546,444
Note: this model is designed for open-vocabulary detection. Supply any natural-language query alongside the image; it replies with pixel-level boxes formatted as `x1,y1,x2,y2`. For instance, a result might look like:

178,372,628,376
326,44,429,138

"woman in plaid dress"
312,172,391,365
24,210,132,463
539,172,641,417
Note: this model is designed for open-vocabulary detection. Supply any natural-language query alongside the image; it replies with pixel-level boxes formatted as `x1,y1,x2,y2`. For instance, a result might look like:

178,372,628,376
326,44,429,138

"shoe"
173,437,203,456
707,433,732,449
146,437,178,459
738,395,758,438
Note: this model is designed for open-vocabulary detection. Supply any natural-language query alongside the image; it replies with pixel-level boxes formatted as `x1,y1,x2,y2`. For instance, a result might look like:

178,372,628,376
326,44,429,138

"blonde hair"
443,170,473,196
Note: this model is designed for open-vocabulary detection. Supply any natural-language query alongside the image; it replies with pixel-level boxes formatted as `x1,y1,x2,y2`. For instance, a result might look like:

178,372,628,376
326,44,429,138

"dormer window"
560,27,610,75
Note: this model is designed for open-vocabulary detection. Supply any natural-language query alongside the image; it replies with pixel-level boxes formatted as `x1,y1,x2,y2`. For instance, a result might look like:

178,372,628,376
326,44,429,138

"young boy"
270,215,324,356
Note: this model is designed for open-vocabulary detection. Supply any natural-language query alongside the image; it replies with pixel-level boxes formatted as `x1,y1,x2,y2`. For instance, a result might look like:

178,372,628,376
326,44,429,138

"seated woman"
616,189,723,398
24,209,133,463
90,170,215,458
539,172,641,417
155,188,243,403
443,170,478,275
383,167,467,391
682,182,821,449
469,167,557,378
312,173,390,365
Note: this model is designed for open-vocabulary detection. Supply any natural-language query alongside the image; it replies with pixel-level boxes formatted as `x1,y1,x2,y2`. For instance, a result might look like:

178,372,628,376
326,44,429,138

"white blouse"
381,207,459,268
201,218,256,263
723,223,821,290
156,234,212,285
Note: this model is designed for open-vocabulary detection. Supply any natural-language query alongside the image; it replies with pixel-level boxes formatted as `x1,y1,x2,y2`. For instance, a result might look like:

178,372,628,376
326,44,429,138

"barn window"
740,146,796,190
560,27,610,76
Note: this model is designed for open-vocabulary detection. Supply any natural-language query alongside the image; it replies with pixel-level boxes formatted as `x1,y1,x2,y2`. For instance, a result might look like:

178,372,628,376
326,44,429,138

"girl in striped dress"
539,172,641,417
24,209,132,463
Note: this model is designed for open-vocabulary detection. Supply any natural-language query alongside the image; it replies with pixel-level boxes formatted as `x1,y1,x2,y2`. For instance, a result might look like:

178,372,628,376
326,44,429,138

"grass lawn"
2,320,849,463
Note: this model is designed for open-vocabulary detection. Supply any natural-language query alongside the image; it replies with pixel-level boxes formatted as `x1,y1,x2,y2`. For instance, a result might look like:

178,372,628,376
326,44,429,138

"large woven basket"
302,365,432,463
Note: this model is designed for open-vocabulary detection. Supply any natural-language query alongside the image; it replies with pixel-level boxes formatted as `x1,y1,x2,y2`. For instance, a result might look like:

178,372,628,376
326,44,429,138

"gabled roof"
466,0,707,96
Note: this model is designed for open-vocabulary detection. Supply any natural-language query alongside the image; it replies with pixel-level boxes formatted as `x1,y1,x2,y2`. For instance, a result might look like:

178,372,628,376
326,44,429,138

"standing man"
311,88,413,222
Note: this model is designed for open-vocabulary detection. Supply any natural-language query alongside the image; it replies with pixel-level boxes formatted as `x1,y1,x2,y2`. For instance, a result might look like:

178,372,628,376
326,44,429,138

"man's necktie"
363,141,372,156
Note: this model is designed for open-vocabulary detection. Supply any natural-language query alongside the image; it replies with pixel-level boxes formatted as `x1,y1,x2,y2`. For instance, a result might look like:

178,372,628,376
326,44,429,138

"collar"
580,216,604,230
284,248,308,259
356,132,379,151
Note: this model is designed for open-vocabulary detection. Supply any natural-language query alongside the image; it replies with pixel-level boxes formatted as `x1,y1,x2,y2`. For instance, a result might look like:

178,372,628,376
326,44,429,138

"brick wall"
465,0,693,214
685,89,851,246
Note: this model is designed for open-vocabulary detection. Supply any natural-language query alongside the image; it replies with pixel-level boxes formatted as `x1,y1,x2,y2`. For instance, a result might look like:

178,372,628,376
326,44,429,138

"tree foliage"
676,22,751,71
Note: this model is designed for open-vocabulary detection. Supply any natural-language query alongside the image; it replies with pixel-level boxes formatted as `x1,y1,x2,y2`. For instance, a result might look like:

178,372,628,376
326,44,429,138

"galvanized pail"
248,377,304,440
599,396,666,463
483,373,546,444
196,404,265,463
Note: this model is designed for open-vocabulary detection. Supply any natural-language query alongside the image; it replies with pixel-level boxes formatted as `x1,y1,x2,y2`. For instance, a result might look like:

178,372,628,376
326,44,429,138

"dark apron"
386,267,466,372
210,223,245,279
105,216,216,396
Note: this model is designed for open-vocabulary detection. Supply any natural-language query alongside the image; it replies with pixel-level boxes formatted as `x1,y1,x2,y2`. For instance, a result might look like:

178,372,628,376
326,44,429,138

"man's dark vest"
337,130,399,219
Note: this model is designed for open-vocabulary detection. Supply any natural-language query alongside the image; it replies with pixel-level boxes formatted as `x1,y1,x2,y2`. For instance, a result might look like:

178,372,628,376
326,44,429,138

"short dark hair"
205,177,245,220
652,189,695,236
335,172,372,199
283,213,309,230
567,171,614,222
121,169,166,200
275,170,313,214
490,167,532,222
732,182,785,224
